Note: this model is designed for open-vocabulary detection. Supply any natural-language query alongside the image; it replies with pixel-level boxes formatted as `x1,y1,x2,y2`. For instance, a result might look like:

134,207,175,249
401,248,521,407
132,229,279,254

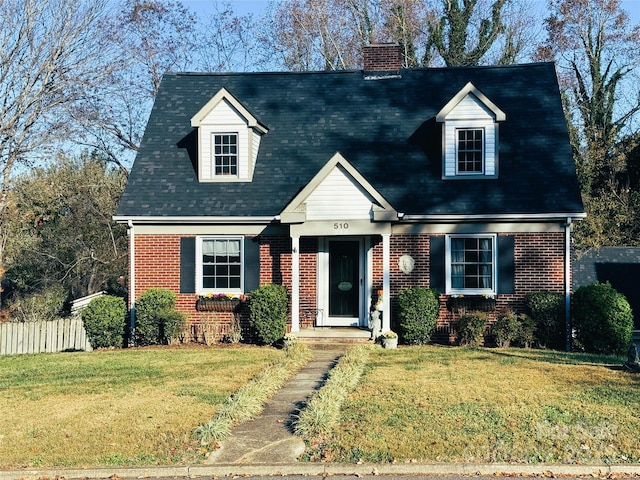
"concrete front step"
295,327,372,345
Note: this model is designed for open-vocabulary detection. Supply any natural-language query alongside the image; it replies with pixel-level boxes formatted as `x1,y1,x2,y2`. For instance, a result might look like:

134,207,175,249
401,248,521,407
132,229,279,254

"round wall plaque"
398,254,415,274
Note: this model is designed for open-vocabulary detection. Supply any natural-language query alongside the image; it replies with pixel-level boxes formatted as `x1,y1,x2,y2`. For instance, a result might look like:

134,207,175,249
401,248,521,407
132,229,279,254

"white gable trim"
280,152,397,223
191,87,268,133
436,82,506,122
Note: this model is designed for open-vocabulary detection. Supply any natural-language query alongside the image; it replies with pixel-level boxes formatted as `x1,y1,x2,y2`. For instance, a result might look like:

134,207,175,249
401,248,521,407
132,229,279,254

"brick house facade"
116,45,585,344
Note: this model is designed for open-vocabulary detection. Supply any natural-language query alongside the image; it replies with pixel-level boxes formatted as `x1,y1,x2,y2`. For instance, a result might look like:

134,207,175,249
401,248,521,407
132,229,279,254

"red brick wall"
386,232,567,342
133,231,568,342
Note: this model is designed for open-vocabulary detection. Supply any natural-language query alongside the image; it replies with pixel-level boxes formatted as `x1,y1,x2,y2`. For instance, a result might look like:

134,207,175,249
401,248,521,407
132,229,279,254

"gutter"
113,215,278,225
399,212,587,222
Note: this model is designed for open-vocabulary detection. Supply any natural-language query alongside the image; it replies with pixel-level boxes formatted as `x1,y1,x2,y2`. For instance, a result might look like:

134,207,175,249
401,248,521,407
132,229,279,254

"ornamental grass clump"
397,286,439,345
194,343,311,446
294,344,372,440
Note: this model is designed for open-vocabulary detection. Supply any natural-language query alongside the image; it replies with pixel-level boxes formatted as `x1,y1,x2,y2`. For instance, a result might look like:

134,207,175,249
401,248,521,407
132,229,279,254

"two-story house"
114,44,585,343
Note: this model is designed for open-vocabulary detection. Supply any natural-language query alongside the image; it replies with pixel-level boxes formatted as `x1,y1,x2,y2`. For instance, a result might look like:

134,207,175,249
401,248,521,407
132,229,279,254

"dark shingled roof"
117,62,584,218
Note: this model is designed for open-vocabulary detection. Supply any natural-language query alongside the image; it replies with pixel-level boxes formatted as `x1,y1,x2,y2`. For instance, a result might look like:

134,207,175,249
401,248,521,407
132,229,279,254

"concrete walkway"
206,346,345,465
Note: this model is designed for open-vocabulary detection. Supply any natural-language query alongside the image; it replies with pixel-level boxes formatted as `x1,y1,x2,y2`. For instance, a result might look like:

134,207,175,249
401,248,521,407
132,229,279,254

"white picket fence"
0,318,92,355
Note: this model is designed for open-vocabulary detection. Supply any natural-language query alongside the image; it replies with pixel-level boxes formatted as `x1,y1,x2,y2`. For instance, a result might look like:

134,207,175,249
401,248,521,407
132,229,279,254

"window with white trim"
446,234,496,295
457,128,484,174
213,133,238,176
196,236,243,293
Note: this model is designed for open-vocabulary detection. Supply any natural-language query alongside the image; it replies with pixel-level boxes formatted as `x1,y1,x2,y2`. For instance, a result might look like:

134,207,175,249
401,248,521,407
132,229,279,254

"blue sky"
182,0,640,22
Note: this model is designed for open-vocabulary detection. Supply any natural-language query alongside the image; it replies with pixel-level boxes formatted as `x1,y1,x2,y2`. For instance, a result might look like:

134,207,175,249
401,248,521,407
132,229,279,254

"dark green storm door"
328,240,360,318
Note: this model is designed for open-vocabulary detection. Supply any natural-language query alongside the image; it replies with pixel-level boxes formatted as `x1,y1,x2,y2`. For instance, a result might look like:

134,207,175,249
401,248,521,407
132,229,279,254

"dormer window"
213,133,238,176
437,82,505,179
191,88,268,182
457,128,484,174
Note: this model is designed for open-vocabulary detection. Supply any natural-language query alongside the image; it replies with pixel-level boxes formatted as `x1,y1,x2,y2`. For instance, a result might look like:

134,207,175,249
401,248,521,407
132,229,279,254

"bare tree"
69,0,200,173
537,0,640,247
0,0,111,268
424,0,534,66
262,0,431,70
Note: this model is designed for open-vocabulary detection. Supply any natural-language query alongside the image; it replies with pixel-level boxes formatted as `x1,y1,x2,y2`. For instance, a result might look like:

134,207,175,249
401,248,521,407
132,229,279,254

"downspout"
565,217,572,352
128,220,135,347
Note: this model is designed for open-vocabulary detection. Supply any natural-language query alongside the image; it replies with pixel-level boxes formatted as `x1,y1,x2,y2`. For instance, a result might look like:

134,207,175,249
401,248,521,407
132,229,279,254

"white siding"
443,94,497,177
447,94,494,121
305,166,374,220
198,99,251,181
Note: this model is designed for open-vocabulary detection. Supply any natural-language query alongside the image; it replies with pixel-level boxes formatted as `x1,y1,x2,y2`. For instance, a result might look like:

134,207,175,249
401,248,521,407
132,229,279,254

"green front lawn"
0,345,283,468
311,346,640,464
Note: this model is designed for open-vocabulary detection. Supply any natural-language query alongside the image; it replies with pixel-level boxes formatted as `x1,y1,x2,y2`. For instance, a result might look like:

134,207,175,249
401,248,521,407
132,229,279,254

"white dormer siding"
437,83,505,180
305,165,373,220
191,88,267,182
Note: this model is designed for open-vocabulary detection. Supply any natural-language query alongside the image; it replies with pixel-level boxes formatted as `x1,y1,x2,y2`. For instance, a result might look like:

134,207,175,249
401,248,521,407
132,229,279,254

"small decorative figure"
623,342,640,373
369,308,381,341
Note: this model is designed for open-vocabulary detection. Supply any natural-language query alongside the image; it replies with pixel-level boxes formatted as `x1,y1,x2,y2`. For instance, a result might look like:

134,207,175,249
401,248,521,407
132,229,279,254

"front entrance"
317,238,364,327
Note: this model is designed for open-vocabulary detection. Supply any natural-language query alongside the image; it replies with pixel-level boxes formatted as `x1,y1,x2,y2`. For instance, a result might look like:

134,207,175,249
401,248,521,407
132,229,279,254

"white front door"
317,238,365,327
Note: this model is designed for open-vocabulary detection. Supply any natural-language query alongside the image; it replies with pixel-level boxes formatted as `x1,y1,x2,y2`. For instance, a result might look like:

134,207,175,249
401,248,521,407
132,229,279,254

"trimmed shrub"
492,310,520,348
525,291,565,349
81,295,126,349
249,284,288,345
572,282,633,355
515,314,536,349
397,287,440,345
135,288,183,345
457,311,488,346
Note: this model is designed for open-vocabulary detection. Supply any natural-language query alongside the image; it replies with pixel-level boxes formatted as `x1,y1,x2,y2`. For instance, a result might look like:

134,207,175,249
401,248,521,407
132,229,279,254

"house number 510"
334,222,349,230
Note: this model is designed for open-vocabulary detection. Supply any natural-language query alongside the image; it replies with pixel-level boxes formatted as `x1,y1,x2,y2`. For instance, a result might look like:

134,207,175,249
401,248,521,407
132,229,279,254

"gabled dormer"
190,87,268,182
436,82,506,179
280,152,397,224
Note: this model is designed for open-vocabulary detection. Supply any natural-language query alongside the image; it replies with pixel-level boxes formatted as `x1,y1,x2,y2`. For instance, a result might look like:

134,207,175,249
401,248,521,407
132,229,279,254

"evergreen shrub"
81,295,126,348
525,291,565,349
572,282,633,355
491,310,521,348
135,288,185,345
397,286,440,344
248,284,288,345
515,314,536,349
457,311,488,346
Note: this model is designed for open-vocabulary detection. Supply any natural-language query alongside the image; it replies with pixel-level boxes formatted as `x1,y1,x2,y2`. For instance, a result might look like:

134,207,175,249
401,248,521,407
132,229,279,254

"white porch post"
382,233,391,332
291,235,300,332
127,220,136,346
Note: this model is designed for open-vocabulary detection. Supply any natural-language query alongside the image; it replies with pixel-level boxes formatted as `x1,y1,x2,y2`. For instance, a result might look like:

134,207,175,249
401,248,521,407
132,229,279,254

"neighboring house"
573,247,640,339
114,44,585,343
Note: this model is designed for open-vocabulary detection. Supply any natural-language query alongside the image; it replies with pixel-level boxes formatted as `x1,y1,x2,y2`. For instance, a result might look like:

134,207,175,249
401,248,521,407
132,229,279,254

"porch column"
127,220,136,346
291,235,300,332
382,233,391,332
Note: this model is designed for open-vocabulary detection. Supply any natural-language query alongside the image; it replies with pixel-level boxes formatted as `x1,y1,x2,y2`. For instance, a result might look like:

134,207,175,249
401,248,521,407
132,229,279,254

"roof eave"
113,215,278,225
399,212,587,223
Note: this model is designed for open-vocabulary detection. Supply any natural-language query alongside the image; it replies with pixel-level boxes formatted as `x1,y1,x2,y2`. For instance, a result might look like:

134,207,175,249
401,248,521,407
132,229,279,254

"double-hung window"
457,128,484,174
213,133,238,176
197,236,243,293
446,234,496,295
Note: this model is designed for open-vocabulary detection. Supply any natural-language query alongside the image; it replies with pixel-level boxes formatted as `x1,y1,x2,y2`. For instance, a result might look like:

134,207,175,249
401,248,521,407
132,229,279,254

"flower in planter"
200,293,240,301
380,330,398,339
283,332,297,342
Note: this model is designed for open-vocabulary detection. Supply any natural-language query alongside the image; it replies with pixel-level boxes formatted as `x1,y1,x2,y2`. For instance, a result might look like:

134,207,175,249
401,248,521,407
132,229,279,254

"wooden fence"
0,318,92,355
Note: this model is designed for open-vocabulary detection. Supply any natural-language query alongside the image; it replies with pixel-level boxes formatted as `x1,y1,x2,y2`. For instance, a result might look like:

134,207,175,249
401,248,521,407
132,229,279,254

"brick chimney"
363,43,403,72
